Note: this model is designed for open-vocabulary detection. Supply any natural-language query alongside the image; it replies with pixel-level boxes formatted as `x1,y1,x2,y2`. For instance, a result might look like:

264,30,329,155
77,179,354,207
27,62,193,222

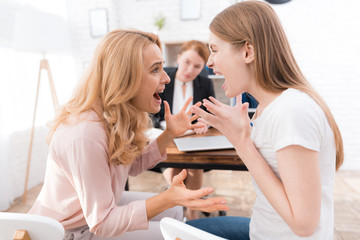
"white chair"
160,217,227,240
0,212,64,240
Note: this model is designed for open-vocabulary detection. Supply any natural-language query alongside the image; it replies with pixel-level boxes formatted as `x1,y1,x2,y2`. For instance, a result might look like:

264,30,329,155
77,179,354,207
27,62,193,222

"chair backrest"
0,212,64,240
160,217,227,240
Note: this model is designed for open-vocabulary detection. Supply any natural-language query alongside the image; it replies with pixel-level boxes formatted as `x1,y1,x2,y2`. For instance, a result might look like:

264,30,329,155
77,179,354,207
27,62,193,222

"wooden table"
154,128,247,171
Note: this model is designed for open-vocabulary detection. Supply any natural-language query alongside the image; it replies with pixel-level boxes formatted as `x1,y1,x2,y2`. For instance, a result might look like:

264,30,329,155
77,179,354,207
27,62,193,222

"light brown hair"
210,1,343,170
179,40,210,63
49,29,161,165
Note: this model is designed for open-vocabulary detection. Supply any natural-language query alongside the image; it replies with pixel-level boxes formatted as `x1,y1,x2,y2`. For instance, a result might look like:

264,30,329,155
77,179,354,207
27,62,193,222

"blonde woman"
189,1,343,240
28,29,228,240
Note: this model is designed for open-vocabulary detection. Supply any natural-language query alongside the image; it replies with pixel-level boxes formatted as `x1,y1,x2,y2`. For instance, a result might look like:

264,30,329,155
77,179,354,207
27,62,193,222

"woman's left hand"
164,97,204,137
191,96,252,148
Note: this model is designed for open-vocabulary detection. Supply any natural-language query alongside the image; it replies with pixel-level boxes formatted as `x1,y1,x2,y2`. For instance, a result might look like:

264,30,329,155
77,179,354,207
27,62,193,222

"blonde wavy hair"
210,1,344,170
49,29,161,165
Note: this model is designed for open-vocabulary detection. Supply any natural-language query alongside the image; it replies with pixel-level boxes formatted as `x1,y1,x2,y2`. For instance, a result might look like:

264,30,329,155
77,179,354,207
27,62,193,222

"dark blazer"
242,92,258,109
152,68,215,128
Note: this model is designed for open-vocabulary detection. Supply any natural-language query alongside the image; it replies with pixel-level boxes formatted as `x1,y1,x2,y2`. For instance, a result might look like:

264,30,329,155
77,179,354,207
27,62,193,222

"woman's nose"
206,56,214,69
162,71,170,84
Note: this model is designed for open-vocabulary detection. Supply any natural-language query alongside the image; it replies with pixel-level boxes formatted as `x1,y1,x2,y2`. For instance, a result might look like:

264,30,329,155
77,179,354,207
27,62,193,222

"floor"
5,170,360,239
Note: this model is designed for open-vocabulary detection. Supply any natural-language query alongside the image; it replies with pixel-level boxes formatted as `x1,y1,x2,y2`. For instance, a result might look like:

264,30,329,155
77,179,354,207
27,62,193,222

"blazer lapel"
193,76,202,104
164,69,176,111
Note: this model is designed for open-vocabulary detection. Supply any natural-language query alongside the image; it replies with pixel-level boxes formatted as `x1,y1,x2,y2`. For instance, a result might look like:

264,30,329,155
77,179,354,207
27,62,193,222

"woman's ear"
244,42,254,64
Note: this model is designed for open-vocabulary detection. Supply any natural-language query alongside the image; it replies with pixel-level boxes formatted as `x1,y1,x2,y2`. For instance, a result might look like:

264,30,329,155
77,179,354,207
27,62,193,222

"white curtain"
0,47,76,211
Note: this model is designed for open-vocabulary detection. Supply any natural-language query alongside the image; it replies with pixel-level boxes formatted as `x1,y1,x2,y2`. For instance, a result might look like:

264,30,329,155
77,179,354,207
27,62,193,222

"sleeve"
64,137,150,237
271,99,323,152
128,140,167,176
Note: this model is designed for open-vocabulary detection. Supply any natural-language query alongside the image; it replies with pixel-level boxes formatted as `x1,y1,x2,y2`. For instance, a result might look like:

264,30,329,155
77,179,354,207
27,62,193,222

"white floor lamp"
13,8,71,203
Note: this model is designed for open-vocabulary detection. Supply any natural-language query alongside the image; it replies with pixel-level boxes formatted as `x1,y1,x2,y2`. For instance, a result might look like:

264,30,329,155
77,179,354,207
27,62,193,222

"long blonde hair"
210,1,343,170
49,29,161,165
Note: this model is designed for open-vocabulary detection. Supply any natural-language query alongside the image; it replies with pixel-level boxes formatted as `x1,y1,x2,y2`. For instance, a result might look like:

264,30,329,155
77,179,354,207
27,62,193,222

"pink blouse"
28,110,166,237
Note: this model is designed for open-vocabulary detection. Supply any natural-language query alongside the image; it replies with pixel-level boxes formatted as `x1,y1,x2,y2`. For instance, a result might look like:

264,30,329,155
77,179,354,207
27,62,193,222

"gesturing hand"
191,96,252,147
164,97,205,137
167,169,229,213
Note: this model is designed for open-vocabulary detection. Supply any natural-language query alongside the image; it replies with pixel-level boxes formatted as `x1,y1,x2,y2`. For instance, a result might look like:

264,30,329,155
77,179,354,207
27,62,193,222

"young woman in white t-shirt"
188,1,344,239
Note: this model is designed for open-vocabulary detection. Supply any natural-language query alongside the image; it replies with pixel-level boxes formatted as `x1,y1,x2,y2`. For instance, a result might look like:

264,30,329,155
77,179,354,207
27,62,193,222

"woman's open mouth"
153,89,164,104
153,92,161,101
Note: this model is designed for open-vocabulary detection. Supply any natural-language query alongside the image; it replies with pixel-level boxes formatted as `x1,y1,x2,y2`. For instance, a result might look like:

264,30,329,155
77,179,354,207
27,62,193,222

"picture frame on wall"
180,0,200,20
89,8,108,38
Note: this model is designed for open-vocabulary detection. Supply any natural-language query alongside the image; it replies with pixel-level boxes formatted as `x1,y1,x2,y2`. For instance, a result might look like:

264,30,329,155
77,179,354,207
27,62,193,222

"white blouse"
172,78,194,114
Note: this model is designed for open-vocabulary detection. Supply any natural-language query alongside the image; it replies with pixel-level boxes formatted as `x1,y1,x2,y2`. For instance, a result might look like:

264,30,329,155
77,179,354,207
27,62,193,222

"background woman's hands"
167,169,229,213
191,96,252,147
193,123,209,135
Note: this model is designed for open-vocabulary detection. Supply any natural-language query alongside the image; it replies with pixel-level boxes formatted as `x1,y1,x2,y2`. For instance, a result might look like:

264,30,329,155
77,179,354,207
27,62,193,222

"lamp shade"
12,8,70,54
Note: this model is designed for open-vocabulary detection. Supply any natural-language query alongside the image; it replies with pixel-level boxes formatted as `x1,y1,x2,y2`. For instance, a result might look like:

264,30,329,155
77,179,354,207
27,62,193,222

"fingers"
181,97,194,112
191,106,217,126
185,197,229,212
186,101,202,116
241,102,249,118
197,117,211,127
186,187,214,200
164,101,171,117
190,114,200,122
191,119,209,130
174,187,229,213
171,169,187,185
202,99,223,116
208,96,224,107
194,124,208,134
242,102,249,111
195,101,219,123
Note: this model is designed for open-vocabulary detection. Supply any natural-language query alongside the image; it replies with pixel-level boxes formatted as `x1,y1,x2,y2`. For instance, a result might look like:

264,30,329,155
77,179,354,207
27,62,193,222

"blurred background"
0,0,359,213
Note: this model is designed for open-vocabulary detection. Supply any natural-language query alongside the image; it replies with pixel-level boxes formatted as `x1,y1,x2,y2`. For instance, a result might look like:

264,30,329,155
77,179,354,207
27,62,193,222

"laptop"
174,135,234,152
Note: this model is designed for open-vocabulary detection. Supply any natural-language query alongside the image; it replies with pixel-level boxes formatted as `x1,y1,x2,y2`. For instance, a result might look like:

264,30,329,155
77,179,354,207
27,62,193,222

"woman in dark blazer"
152,67,215,127
152,40,215,220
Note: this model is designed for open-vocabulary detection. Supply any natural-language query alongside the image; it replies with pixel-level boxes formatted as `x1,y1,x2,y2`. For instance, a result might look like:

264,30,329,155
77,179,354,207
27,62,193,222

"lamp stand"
22,57,59,203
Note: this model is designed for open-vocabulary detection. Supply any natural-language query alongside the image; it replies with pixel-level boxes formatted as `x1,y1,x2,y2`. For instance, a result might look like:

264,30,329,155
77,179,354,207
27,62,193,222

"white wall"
273,0,360,170
0,0,77,209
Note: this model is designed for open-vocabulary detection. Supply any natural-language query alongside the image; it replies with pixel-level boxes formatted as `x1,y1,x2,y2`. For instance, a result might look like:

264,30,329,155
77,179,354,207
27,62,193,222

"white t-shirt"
250,88,336,239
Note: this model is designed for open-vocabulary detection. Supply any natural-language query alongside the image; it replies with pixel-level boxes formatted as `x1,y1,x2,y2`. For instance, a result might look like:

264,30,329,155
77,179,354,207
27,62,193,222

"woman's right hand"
167,169,229,213
163,97,203,138
145,169,228,220
191,96,252,149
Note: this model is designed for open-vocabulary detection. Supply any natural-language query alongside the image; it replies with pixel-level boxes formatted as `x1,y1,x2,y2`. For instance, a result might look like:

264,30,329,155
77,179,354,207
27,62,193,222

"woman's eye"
152,67,159,73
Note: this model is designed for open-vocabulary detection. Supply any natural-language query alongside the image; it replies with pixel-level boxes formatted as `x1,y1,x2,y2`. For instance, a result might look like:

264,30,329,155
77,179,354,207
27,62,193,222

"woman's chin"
148,106,161,114
225,91,235,98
